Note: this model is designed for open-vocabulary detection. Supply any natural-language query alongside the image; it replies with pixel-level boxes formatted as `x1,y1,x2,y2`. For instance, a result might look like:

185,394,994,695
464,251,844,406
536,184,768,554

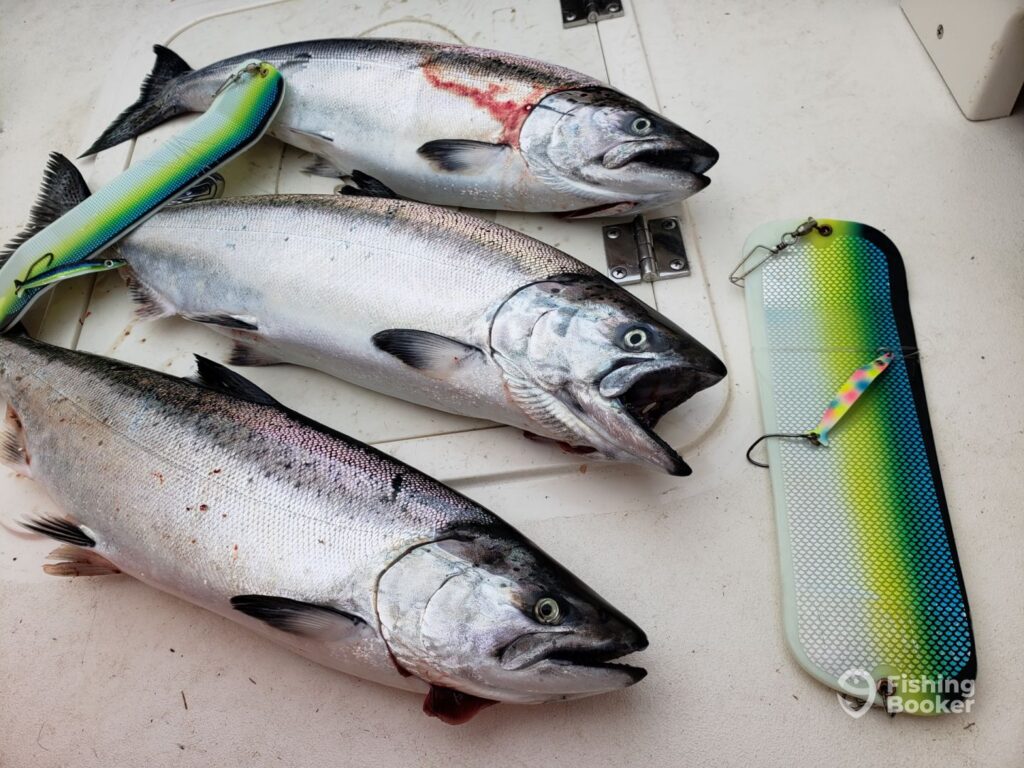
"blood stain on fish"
421,66,545,148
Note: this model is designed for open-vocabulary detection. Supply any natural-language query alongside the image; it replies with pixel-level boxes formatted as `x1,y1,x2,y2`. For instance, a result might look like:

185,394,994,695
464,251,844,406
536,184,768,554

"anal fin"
304,154,344,179
229,341,284,367
3,404,31,476
43,544,121,577
338,170,402,200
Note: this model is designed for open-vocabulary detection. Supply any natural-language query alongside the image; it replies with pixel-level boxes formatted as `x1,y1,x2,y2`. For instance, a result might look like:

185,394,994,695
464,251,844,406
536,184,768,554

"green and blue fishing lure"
743,219,975,715
0,60,284,330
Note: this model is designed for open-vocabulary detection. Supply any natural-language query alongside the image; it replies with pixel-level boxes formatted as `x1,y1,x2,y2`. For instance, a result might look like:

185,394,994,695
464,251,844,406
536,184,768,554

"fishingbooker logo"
836,669,975,717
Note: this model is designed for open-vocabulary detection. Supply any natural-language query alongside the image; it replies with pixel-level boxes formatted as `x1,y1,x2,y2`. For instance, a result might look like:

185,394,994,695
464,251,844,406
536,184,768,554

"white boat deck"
0,0,1021,765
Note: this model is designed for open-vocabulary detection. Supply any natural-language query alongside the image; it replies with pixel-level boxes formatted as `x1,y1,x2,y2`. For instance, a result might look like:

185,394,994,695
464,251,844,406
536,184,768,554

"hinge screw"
607,3,620,12
662,219,677,230
669,259,685,271
606,227,621,239
565,12,577,21
611,267,627,279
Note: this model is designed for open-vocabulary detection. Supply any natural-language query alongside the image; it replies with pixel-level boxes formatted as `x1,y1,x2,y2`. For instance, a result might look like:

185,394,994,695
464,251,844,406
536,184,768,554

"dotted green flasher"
0,60,284,330
744,219,975,715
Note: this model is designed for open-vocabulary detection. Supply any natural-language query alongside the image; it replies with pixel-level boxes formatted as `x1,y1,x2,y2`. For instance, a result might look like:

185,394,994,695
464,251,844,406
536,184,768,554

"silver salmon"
0,334,647,724
83,39,718,217
24,154,726,475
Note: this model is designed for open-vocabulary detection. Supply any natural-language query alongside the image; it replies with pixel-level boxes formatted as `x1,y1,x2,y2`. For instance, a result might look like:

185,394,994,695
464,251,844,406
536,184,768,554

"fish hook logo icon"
836,669,876,718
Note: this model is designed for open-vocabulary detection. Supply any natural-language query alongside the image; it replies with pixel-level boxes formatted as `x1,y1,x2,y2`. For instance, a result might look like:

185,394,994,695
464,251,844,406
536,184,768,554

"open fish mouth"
569,355,726,475
499,631,647,683
545,647,647,682
615,360,722,429
602,139,718,183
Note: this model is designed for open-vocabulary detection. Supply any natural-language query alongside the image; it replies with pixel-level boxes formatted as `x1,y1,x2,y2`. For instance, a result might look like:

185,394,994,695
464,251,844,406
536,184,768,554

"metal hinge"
603,215,690,285
561,0,624,27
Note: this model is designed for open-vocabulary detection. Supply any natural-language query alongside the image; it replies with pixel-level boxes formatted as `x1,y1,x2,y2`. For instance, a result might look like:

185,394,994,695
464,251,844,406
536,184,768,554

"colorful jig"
811,351,893,445
746,351,894,465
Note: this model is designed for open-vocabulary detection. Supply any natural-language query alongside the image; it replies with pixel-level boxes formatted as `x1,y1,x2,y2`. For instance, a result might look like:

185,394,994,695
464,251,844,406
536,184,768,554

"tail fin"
0,153,91,270
80,45,194,157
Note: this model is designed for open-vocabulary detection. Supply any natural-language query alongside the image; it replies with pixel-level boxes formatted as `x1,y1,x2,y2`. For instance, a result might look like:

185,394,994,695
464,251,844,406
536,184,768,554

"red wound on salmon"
423,685,498,725
421,67,545,148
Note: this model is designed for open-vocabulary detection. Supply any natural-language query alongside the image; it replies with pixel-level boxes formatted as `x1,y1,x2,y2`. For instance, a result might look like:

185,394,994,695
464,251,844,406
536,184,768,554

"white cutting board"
31,0,728,514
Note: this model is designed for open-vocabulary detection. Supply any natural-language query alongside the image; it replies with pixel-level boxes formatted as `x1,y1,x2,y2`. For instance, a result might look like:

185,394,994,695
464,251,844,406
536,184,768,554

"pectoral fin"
417,140,510,173
289,127,335,143
373,329,483,380
230,595,369,641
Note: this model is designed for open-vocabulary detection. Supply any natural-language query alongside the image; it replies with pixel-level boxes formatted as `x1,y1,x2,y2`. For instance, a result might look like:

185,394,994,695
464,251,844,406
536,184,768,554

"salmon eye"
630,117,653,136
534,597,562,625
623,328,649,349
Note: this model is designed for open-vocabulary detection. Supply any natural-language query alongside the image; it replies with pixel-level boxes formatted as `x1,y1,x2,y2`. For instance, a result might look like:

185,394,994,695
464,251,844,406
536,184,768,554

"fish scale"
0,335,488,684
12,151,726,474
84,38,718,215
95,188,722,474
0,334,649,720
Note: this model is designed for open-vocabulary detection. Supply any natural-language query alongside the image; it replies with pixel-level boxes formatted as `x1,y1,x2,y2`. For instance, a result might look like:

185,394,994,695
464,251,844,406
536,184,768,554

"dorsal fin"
192,355,279,406
1,153,91,268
